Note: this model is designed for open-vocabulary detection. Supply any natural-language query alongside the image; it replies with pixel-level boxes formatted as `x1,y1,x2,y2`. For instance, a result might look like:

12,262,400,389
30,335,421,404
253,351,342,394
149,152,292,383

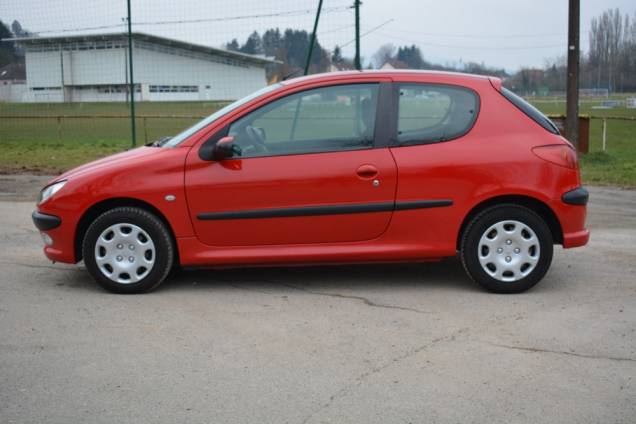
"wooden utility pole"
354,0,361,70
565,0,580,148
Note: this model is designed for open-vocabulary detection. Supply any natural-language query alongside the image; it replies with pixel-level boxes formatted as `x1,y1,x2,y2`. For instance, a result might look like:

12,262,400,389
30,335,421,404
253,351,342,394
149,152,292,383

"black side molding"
562,187,589,206
197,199,453,221
395,199,454,210
32,211,62,231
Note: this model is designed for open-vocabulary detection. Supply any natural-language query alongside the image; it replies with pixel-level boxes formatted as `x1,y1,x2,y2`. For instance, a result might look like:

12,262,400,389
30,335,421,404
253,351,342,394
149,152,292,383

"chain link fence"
1,1,635,178
0,0,360,171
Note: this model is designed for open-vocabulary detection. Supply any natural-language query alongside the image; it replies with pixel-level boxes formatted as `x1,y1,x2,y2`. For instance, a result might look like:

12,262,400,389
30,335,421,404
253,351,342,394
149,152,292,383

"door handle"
356,164,378,179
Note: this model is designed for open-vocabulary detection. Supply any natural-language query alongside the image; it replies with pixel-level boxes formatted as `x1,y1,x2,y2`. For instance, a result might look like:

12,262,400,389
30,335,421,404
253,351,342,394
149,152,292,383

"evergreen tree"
396,45,426,69
262,28,281,57
240,31,263,55
331,45,343,64
0,20,15,67
225,38,240,52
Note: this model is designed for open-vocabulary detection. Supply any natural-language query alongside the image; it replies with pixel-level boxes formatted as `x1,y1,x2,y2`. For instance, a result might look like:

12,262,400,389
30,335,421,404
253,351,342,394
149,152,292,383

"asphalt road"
1,178,635,424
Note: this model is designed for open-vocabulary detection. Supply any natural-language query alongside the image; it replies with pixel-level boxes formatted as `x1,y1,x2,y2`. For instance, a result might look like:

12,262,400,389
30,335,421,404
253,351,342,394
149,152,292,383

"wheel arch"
74,197,179,264
456,194,563,250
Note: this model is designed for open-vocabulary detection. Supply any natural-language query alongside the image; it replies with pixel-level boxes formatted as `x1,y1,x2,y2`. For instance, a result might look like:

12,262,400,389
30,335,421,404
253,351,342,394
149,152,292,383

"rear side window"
501,87,559,134
396,84,479,146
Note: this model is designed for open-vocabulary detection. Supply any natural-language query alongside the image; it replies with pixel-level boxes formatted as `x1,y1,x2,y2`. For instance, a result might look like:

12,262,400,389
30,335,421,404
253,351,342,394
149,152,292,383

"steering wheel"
245,125,268,154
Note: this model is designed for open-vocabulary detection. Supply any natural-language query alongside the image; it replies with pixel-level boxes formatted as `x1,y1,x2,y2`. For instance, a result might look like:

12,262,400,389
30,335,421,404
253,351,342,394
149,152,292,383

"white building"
6,32,277,102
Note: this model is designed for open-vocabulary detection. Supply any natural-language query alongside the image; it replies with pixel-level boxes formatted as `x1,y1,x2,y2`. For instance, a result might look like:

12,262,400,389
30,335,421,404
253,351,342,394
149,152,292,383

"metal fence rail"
548,114,636,152
1,113,634,151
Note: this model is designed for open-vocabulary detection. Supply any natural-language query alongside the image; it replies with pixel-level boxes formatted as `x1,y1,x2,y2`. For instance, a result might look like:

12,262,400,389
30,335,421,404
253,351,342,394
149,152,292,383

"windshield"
163,83,282,147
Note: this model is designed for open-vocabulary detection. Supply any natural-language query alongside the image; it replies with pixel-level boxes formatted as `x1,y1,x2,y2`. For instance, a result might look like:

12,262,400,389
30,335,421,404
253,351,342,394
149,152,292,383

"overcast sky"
2,0,634,71
362,0,634,70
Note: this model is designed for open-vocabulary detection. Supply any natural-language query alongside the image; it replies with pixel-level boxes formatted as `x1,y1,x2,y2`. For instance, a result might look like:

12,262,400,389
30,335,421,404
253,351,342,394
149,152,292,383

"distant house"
328,62,355,73
4,32,278,102
0,62,27,102
380,59,409,70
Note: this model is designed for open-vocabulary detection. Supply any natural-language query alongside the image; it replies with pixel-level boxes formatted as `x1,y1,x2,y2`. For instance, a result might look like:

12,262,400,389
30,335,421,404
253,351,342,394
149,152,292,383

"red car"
32,71,589,294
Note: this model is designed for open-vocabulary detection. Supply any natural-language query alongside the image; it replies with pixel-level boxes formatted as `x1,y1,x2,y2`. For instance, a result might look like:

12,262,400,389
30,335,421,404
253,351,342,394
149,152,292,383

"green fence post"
143,117,148,144
304,0,324,76
56,116,62,143
127,0,137,148
354,0,361,70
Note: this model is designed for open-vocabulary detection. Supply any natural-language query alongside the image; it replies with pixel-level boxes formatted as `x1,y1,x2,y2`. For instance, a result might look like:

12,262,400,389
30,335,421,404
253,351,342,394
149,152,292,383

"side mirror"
212,136,240,161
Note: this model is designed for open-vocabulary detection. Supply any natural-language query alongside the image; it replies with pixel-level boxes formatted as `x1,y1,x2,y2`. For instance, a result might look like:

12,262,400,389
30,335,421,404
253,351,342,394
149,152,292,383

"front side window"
228,83,379,158
396,84,479,146
163,83,282,147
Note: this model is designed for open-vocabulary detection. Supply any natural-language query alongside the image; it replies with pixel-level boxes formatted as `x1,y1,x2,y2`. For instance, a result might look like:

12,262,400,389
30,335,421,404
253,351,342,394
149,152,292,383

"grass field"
0,98,635,186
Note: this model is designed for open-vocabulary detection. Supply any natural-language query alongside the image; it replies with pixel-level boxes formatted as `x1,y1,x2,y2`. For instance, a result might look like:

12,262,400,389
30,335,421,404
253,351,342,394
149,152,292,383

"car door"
185,82,397,246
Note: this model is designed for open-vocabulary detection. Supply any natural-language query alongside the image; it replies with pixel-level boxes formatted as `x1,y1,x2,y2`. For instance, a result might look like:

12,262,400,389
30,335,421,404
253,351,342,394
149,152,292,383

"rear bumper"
558,186,590,249
563,229,590,248
562,187,589,205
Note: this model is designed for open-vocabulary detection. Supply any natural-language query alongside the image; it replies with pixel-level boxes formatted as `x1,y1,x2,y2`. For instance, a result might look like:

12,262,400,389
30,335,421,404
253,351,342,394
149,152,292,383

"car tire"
82,207,174,294
460,204,553,293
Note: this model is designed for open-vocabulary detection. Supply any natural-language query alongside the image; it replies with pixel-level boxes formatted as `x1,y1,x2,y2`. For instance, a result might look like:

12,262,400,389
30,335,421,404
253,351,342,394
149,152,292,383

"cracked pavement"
1,180,635,423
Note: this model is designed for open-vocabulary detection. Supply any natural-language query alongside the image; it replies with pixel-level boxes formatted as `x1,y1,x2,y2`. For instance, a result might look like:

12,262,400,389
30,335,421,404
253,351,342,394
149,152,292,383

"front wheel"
460,205,553,293
82,207,174,294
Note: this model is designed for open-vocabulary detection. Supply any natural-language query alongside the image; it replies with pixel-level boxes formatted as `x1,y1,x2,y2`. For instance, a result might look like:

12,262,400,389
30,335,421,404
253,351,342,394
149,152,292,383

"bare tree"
371,43,396,68
588,8,630,92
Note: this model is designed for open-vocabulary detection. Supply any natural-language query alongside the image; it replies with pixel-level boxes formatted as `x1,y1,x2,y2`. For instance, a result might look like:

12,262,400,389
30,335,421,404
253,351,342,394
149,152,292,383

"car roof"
281,69,497,86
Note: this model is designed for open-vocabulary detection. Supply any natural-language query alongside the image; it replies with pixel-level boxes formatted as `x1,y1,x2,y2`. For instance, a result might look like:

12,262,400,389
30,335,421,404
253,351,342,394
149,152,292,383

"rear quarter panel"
385,75,578,255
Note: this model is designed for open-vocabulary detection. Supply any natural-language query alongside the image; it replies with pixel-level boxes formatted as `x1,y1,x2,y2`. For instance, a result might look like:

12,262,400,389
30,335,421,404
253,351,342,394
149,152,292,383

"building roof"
0,62,26,81
3,32,279,67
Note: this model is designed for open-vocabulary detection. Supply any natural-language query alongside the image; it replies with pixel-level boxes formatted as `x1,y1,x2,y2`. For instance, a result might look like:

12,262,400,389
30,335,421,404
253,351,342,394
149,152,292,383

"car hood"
52,146,163,184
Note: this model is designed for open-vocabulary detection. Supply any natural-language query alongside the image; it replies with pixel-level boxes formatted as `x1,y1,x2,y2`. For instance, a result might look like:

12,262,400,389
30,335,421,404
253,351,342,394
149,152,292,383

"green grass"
0,102,219,173
0,99,635,186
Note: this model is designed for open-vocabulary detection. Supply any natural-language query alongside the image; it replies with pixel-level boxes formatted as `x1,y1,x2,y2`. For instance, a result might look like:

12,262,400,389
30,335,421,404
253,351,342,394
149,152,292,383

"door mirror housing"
212,136,237,161
199,135,241,161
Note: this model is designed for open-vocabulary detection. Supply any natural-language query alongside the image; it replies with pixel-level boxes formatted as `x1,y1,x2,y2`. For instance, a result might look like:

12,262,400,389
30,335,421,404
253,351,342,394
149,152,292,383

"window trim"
390,82,481,148
500,87,559,135
215,82,386,160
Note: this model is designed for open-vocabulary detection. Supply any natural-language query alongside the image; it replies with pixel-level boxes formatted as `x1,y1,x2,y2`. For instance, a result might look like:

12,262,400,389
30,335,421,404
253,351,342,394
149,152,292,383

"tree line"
0,20,31,68
225,29,333,80
227,7,635,94
503,8,636,94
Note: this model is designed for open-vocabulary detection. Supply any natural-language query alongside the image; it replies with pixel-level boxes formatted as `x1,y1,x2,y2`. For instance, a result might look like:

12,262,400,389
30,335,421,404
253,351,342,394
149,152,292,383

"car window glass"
397,84,478,145
501,87,559,134
163,83,282,147
228,83,379,158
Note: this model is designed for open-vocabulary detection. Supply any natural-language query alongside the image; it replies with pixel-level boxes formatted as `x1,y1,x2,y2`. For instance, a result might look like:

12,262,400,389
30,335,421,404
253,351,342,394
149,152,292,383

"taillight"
532,145,578,169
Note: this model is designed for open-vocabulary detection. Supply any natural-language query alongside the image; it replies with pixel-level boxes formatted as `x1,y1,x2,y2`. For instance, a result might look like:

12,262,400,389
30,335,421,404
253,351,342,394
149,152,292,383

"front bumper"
32,210,76,263
32,211,61,231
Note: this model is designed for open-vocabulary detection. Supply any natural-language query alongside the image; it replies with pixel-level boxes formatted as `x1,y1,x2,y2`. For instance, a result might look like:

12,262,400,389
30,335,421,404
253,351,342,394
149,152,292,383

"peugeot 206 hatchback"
32,71,589,294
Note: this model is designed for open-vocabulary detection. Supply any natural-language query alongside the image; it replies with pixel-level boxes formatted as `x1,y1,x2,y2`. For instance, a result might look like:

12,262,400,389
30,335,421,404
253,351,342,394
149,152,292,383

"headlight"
38,180,67,205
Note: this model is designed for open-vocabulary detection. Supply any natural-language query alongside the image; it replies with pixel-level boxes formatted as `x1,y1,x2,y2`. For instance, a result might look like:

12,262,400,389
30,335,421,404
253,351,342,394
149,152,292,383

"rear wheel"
460,205,553,293
82,207,174,293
